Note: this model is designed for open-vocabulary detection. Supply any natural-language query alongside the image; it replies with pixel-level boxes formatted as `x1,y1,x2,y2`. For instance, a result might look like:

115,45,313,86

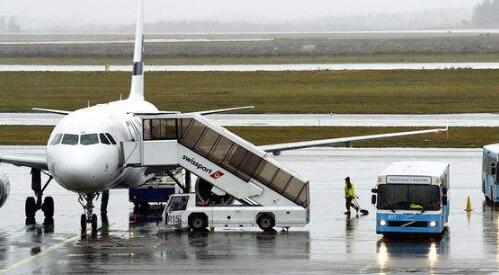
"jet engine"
0,175,10,208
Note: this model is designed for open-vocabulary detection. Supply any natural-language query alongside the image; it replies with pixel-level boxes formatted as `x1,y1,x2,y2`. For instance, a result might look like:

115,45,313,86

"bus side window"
491,163,497,176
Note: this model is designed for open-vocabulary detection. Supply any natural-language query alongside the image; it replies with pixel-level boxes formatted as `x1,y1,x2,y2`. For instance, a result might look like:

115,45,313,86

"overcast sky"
0,0,483,24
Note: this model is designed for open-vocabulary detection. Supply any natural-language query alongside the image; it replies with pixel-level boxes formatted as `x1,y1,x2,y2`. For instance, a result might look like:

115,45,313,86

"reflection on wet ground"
1,147,499,274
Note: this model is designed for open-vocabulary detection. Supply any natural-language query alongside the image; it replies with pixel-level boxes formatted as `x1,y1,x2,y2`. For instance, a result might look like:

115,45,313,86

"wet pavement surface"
0,147,497,274
211,113,499,127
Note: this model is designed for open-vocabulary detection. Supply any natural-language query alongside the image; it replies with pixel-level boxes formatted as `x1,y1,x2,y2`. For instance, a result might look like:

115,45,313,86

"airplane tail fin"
128,0,145,101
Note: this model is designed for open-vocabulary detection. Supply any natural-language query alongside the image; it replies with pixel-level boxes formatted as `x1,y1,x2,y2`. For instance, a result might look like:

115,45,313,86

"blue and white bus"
371,161,450,235
483,144,499,203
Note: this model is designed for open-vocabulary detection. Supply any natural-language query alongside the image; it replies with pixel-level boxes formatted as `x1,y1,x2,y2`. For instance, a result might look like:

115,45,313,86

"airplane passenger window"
105,133,117,145
99,133,111,145
80,134,99,145
61,134,79,145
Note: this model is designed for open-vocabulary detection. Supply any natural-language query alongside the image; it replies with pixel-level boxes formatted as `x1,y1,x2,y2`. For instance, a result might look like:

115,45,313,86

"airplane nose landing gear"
78,193,99,236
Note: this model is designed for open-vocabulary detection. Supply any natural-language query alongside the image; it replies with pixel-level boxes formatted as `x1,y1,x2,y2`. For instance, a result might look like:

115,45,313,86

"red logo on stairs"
210,171,224,180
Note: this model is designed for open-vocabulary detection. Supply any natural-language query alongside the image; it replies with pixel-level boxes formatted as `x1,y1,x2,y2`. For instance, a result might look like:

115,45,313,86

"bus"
371,161,450,235
483,144,499,204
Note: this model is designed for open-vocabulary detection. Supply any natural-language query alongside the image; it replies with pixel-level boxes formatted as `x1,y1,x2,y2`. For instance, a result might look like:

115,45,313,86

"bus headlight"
429,221,437,227
379,220,387,226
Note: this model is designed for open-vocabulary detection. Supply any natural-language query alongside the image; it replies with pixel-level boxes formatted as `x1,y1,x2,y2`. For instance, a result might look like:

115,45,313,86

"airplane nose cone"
49,146,120,193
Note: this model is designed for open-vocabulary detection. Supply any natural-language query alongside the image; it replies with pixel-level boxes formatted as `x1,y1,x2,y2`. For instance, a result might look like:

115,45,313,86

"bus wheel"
189,214,207,231
257,214,275,231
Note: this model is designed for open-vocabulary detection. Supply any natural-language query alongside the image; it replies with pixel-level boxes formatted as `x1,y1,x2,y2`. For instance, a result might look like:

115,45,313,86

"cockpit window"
80,134,99,145
99,133,111,145
105,133,117,145
50,134,63,145
61,134,79,145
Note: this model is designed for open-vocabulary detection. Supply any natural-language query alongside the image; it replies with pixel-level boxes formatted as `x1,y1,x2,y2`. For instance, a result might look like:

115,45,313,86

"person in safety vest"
344,177,359,215
409,201,424,210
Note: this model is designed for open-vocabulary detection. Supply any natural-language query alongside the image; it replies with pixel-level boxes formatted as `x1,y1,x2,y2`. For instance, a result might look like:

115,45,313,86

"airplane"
0,0,447,234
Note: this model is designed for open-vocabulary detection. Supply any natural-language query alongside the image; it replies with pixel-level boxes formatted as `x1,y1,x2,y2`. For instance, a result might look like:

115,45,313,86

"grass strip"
1,70,499,114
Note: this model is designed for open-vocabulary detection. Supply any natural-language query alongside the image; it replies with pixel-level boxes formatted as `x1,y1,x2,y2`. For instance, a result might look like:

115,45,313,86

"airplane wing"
0,153,48,170
32,108,71,115
259,128,447,156
192,106,255,115
136,106,254,116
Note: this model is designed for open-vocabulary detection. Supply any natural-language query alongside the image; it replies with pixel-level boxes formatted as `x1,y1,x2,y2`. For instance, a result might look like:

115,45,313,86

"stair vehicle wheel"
91,214,98,232
42,196,54,218
257,214,275,231
80,214,87,233
189,214,207,231
25,196,37,224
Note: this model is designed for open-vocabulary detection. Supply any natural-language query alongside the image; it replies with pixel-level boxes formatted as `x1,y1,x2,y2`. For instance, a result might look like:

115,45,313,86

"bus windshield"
377,184,441,211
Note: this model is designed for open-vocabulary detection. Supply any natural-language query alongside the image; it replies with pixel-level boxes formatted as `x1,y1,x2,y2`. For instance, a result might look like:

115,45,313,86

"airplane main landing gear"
25,168,54,228
78,193,99,236
100,190,109,225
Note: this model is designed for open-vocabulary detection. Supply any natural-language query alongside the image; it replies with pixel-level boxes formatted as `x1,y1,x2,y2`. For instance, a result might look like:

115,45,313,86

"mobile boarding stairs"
121,113,310,225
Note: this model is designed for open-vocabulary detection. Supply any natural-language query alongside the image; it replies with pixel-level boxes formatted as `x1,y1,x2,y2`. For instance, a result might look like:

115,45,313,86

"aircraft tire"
80,214,87,233
25,196,36,225
91,214,98,232
42,196,54,218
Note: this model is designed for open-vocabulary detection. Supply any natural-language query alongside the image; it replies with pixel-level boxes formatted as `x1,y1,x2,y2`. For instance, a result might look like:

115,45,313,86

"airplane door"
126,120,141,141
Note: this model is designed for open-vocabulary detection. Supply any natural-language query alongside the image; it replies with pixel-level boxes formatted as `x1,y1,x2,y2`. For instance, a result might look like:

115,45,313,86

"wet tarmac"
2,62,499,72
3,113,499,127
0,146,498,274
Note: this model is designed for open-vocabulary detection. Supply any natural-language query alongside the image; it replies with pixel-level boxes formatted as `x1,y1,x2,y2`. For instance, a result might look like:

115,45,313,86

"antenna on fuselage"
128,0,145,101
87,100,90,108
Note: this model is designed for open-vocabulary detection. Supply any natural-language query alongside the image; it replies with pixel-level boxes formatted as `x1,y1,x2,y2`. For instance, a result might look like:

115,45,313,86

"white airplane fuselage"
47,99,158,193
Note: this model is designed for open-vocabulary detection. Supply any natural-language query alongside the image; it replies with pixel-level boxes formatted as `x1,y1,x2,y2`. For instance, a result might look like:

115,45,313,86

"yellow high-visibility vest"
410,202,423,210
345,184,356,199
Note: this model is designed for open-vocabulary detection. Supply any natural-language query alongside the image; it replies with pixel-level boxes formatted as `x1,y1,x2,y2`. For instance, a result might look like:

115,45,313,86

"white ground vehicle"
482,144,499,203
372,161,450,235
163,193,307,231
123,114,311,231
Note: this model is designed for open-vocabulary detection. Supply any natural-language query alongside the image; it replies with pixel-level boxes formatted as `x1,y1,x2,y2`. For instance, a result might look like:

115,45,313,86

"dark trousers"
345,198,359,212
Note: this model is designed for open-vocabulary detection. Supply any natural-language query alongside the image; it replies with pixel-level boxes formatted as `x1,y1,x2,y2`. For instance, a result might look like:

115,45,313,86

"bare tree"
7,16,21,33
472,0,499,27
0,17,5,32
